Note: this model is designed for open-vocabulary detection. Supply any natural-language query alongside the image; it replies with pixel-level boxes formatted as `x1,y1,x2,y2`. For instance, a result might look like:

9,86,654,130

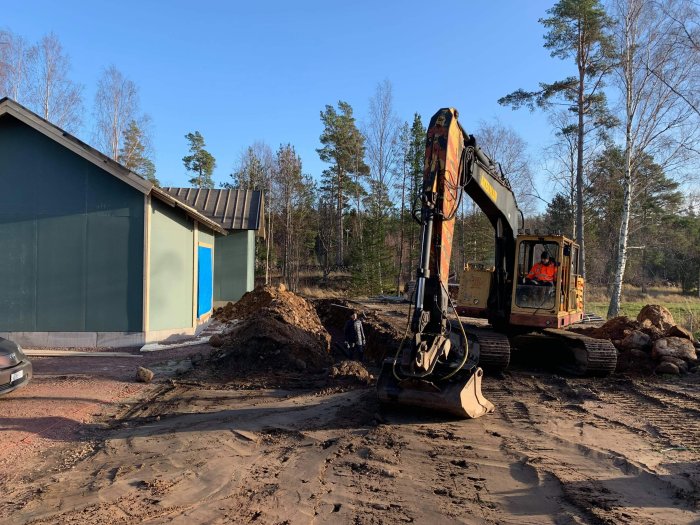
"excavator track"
449,322,511,373
512,329,618,376
543,328,618,376
467,327,511,373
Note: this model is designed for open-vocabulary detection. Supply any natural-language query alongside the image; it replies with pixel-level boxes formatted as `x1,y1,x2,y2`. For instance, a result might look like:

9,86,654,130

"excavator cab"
510,235,584,329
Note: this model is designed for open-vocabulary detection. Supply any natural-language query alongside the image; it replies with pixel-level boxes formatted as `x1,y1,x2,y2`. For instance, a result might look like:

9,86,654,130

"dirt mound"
330,360,374,384
215,284,324,335
210,285,332,377
314,299,404,363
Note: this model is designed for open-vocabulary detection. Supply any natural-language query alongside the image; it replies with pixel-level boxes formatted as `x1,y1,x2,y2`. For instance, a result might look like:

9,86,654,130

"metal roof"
162,188,264,232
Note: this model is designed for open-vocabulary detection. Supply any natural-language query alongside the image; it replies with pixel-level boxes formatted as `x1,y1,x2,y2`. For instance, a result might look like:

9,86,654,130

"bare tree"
25,32,82,131
0,30,30,102
475,119,537,215
607,0,700,317
364,80,402,217
93,65,141,161
648,0,700,116
226,141,275,283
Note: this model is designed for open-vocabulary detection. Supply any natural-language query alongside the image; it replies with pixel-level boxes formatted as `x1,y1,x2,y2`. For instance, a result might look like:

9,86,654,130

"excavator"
376,108,617,418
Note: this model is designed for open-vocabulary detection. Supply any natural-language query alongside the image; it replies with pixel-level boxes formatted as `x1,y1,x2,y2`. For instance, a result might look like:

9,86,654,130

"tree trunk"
265,188,272,285
609,34,635,320
576,70,586,282
607,169,632,318
336,169,344,266
397,164,406,294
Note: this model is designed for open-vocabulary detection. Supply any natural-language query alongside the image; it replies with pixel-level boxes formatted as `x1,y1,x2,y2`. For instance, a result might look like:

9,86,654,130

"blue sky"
4,1,571,195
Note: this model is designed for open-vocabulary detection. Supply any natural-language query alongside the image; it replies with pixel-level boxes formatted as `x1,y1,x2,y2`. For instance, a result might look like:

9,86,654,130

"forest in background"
2,0,700,318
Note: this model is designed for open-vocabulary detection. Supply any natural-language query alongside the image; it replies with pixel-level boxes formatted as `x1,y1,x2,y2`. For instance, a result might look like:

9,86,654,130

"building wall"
0,115,144,332
148,199,196,331
214,230,255,304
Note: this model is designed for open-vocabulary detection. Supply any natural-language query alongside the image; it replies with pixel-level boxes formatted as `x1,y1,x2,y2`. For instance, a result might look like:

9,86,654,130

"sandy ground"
1,308,699,524
0,344,216,489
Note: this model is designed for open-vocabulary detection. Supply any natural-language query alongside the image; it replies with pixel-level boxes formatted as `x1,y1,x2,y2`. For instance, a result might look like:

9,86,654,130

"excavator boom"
378,108,506,419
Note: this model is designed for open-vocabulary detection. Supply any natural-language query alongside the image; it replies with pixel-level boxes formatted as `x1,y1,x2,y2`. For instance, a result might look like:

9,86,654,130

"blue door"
197,245,213,317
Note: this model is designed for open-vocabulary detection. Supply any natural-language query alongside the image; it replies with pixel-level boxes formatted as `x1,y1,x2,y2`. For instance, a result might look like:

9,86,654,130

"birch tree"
0,30,30,102
26,32,82,132
93,65,141,161
607,0,700,317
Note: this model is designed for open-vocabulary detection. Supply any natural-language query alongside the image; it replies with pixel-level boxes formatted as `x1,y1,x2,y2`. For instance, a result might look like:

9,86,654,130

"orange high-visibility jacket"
527,262,556,282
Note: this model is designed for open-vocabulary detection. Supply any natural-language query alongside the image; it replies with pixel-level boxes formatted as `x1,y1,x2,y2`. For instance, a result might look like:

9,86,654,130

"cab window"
515,241,559,309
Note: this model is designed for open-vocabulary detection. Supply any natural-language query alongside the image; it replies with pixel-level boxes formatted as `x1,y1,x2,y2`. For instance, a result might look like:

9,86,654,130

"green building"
0,98,262,348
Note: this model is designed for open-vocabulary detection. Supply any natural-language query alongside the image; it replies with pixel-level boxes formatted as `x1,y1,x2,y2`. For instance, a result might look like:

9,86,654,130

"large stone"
617,348,654,374
665,324,696,343
659,355,688,373
209,333,224,347
652,337,698,363
136,366,154,383
620,330,651,351
655,361,680,375
637,305,675,332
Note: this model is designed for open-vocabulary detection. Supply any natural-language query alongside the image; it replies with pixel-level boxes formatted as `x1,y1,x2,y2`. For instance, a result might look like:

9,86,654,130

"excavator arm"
378,108,521,418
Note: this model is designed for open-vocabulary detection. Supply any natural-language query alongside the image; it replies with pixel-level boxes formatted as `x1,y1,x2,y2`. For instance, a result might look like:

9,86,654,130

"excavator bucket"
376,362,494,419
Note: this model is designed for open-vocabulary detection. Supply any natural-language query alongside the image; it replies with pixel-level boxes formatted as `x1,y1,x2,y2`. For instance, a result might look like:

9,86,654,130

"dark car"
0,337,32,395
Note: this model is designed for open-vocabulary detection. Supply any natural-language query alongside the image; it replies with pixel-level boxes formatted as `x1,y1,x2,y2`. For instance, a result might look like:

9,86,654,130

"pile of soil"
314,299,404,363
570,304,698,376
330,360,374,384
210,285,332,376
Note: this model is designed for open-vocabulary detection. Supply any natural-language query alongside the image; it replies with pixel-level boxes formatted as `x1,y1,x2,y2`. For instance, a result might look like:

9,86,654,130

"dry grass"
586,285,700,338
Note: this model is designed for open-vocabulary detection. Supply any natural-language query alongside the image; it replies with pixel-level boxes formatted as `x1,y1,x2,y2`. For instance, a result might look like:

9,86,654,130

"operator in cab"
526,252,556,285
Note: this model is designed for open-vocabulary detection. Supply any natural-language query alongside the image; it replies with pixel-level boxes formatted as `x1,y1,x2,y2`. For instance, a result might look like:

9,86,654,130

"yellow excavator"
377,108,617,418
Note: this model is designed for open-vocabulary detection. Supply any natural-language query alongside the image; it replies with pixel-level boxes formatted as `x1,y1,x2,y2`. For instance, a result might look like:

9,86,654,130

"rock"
617,348,654,374
136,366,154,383
209,334,224,347
620,330,651,351
628,348,650,359
637,305,675,332
652,337,698,363
655,361,680,375
659,356,688,373
665,324,696,342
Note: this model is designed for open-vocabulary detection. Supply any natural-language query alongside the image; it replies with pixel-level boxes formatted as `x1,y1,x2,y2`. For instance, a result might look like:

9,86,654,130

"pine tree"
120,120,158,184
545,193,574,237
183,131,216,188
499,0,616,281
317,101,368,266
406,113,426,279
